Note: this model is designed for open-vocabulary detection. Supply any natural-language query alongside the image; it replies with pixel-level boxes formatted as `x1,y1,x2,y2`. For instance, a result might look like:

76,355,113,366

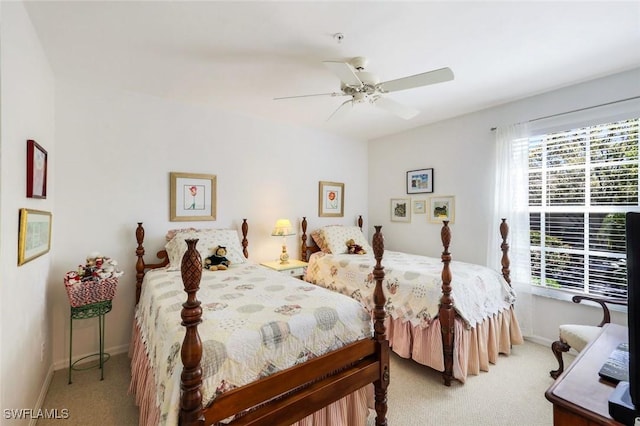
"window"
528,118,639,298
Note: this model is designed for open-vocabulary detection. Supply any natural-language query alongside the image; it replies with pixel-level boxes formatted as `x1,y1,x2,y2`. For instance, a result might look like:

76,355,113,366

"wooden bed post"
357,215,363,231
372,226,389,426
500,218,511,285
241,218,249,259
135,223,146,305
301,216,309,261
438,221,455,386
180,239,205,425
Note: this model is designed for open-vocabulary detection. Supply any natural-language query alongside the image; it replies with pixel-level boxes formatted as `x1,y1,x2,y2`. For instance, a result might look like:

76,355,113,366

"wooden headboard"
300,215,363,261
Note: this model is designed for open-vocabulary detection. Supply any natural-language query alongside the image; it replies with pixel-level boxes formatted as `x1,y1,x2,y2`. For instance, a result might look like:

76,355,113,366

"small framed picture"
170,172,216,221
26,140,48,199
429,196,455,224
318,181,344,217
413,199,426,214
390,198,411,222
406,168,433,194
18,208,52,265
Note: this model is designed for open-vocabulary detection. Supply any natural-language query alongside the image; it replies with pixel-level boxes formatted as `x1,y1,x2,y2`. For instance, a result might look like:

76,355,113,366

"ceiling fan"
274,56,454,121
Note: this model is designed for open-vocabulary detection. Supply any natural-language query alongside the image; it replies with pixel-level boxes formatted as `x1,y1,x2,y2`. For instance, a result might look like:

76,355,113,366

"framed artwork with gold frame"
170,172,216,221
18,208,52,265
318,181,344,217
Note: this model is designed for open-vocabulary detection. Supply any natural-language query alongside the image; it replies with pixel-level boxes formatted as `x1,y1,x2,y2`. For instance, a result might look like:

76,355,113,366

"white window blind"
528,117,639,298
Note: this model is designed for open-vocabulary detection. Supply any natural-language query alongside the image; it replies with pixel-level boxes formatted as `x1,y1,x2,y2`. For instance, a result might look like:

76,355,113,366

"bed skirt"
385,305,523,383
128,322,372,425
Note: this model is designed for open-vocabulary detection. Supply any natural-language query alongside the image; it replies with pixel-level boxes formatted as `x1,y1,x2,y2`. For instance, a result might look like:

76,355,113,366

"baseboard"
30,363,55,426
52,342,130,371
523,335,580,356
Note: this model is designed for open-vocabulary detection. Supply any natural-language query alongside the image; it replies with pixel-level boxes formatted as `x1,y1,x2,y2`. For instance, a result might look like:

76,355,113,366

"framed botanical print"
390,198,411,222
429,196,455,224
170,172,216,221
318,181,344,217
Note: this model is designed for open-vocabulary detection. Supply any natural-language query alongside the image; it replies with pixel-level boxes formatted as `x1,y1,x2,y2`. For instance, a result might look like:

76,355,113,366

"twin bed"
301,216,523,386
130,221,390,426
129,216,522,425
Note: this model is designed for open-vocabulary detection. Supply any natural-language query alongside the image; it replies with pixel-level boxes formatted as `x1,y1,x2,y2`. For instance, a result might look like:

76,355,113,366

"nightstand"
260,259,308,279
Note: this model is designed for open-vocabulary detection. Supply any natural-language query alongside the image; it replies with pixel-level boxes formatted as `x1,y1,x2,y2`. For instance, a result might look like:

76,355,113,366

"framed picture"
390,198,411,222
429,196,455,224
26,140,48,199
406,168,433,194
170,172,216,221
413,199,426,214
318,181,344,217
18,208,52,265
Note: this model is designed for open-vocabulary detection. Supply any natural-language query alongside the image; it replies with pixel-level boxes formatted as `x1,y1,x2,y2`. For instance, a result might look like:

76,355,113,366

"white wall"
369,68,639,344
0,1,56,422
50,81,369,367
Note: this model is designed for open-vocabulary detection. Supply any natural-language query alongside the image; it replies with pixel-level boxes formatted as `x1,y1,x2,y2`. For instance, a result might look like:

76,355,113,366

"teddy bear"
204,246,231,270
346,239,366,255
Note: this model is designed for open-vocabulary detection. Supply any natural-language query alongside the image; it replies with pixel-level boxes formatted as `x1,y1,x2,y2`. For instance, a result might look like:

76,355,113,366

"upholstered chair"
549,295,627,379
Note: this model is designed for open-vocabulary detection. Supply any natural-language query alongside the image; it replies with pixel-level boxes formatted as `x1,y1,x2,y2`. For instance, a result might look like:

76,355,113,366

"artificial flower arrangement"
64,252,124,307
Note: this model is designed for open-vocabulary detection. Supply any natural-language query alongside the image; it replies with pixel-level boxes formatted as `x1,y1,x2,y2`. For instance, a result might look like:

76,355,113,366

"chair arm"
571,295,628,327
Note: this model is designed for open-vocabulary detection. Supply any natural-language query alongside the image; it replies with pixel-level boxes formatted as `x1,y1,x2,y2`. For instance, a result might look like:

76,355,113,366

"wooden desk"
545,323,628,425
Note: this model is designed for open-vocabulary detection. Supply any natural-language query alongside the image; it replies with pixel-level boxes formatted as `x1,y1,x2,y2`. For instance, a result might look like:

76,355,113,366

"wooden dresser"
545,323,628,425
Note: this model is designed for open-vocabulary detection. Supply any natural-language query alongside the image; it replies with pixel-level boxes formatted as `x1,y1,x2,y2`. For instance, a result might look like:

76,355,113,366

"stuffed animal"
346,239,366,255
204,246,231,270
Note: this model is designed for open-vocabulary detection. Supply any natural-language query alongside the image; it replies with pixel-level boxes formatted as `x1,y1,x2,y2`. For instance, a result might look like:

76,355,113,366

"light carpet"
37,339,567,425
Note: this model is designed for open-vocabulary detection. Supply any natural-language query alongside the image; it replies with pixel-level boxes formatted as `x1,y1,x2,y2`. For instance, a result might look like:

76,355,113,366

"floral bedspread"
135,263,372,425
305,251,516,329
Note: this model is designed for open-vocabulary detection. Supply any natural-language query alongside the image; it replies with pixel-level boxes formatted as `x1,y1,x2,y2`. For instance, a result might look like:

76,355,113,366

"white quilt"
135,262,373,424
305,250,516,329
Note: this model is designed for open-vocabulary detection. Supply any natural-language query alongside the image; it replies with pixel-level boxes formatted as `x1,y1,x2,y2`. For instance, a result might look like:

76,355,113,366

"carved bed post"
301,216,309,261
180,239,205,425
241,218,249,259
439,221,455,386
135,223,146,305
371,226,389,426
357,215,363,231
500,218,511,286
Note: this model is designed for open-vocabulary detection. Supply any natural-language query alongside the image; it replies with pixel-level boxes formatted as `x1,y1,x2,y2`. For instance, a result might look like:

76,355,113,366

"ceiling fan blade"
374,96,420,120
323,61,363,88
326,99,353,121
378,67,454,93
274,92,345,100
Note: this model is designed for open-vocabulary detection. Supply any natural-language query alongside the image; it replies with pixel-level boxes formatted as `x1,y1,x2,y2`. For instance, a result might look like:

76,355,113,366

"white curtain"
487,123,533,336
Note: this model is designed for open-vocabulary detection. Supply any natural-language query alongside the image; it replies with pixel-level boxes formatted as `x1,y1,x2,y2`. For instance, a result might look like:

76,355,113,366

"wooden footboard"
135,221,389,426
438,219,511,386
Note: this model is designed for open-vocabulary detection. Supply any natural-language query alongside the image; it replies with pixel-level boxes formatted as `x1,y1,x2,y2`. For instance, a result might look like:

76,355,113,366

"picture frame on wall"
18,208,52,266
26,139,48,199
429,196,455,224
390,198,411,222
318,181,344,217
170,172,217,221
406,168,433,194
413,199,426,214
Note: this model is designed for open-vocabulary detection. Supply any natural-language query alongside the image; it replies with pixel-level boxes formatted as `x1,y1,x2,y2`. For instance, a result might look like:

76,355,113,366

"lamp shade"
271,219,295,237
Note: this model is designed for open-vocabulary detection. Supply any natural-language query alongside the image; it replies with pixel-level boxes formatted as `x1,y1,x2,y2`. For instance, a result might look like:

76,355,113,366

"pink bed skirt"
386,305,523,383
128,322,372,425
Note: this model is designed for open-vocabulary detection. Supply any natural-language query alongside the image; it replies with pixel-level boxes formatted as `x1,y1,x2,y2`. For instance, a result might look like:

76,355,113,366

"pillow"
310,228,330,253
165,229,246,270
316,226,373,255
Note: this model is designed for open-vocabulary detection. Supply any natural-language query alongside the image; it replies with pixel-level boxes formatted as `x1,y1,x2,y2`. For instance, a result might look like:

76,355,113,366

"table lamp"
271,219,296,264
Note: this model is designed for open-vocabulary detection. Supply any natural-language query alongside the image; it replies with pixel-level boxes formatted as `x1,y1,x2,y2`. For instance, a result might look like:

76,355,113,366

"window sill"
529,284,628,314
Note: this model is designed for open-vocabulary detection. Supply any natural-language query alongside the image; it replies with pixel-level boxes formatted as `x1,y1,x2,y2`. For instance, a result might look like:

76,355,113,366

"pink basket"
64,275,118,307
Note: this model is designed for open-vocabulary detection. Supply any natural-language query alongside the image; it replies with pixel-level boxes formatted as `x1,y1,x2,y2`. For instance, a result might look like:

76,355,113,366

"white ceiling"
23,1,640,141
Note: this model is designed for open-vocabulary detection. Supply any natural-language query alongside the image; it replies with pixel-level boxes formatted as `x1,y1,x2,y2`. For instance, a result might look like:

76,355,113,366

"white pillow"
319,226,373,255
165,229,246,270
